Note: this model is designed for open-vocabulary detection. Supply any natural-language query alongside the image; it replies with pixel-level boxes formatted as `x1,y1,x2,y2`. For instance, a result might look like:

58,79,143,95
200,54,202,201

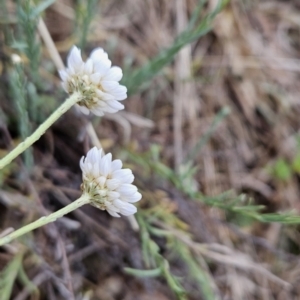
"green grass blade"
123,0,226,95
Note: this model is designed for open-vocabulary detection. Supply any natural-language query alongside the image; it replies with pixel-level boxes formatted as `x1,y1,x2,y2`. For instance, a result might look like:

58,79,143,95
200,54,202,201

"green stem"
0,193,90,246
0,92,81,169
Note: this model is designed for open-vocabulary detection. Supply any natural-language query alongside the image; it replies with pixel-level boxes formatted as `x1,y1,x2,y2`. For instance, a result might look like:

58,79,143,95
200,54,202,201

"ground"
1,0,300,299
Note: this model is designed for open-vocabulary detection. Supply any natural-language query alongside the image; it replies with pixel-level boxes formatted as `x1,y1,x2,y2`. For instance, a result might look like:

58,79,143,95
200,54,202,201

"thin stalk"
0,194,90,246
0,92,80,169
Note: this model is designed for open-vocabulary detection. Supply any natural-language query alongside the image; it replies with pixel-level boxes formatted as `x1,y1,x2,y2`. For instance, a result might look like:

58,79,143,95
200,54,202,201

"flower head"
80,147,141,217
59,46,127,116
11,53,22,64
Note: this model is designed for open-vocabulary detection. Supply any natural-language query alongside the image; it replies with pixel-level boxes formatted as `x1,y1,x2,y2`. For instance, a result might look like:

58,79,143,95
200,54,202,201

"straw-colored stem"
0,193,90,246
0,92,80,169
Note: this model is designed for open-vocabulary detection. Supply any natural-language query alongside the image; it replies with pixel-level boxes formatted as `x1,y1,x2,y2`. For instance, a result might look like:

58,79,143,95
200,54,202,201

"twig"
173,0,186,170
85,122,102,149
57,237,75,300
37,18,64,70
68,243,102,263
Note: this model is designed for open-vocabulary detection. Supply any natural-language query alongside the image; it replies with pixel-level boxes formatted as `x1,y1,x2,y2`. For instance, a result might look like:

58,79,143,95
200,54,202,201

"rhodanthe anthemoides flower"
80,147,141,217
0,147,142,246
59,46,127,116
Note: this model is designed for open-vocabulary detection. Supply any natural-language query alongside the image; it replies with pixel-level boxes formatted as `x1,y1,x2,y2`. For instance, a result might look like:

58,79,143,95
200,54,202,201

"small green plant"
0,251,38,300
125,215,187,300
9,60,33,168
75,0,99,49
271,158,292,181
127,142,300,224
14,0,55,82
268,137,300,181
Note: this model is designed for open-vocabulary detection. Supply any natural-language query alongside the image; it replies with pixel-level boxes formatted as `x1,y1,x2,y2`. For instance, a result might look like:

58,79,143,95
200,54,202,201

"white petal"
105,202,121,217
105,201,120,212
77,105,90,115
101,81,119,92
79,156,85,172
96,90,114,101
120,204,137,216
107,191,120,200
106,209,120,217
90,73,102,84
112,169,132,180
67,65,75,75
93,60,111,76
106,179,121,190
99,153,112,176
111,159,122,171
115,93,127,101
90,107,104,116
90,48,109,62
86,147,99,164
92,163,100,177
117,184,138,196
126,192,142,203
107,99,124,111
59,70,68,81
94,99,107,108
114,85,127,94
113,200,137,216
121,172,134,184
86,162,93,174
110,85,127,100
96,176,106,188
67,46,83,70
84,58,93,74
103,66,123,81
101,106,119,114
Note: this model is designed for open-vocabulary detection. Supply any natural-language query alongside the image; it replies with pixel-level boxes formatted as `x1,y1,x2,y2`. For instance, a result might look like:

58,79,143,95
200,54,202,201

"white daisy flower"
80,147,142,217
59,46,127,116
